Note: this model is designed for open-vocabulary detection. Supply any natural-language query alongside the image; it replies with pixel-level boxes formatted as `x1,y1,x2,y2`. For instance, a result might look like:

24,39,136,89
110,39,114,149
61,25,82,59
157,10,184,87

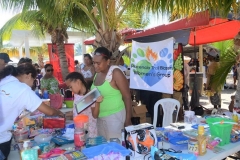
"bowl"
34,134,52,144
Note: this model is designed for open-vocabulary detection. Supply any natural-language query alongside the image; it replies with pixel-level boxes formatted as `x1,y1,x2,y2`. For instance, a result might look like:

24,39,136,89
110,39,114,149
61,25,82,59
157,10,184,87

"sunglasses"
47,69,54,72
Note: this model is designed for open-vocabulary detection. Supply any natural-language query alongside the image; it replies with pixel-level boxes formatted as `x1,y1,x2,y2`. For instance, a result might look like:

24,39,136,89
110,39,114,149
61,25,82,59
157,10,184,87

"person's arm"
37,102,64,117
84,66,95,82
113,69,132,127
91,96,103,119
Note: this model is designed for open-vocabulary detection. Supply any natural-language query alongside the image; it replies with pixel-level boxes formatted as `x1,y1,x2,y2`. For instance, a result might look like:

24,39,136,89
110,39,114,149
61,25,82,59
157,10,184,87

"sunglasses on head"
94,52,108,58
47,69,54,72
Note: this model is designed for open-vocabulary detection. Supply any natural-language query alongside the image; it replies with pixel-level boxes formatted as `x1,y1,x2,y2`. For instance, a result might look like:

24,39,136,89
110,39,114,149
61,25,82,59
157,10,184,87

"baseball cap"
0,53,12,63
206,48,219,58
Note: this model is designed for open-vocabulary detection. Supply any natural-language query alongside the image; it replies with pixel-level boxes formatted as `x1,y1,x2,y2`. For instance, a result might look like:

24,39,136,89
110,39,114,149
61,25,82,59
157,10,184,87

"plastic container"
73,114,89,129
13,129,29,142
206,117,234,146
64,98,74,108
34,134,52,144
74,128,85,147
82,142,131,159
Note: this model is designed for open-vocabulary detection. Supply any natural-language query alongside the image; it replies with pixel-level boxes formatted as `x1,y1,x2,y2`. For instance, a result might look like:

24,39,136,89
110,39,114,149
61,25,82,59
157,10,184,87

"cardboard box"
132,102,148,124
125,123,157,157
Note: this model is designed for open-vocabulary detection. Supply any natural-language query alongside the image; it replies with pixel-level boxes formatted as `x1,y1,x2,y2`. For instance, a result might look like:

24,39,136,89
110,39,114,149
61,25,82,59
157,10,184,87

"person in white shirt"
0,63,64,159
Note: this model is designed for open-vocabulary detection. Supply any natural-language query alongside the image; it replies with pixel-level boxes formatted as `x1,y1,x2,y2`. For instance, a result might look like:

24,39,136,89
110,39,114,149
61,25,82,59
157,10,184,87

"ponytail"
0,63,37,82
0,65,18,81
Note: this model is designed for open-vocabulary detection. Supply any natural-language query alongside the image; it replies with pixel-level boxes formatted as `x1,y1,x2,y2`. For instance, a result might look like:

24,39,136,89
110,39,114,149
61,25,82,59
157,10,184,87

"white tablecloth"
8,123,240,160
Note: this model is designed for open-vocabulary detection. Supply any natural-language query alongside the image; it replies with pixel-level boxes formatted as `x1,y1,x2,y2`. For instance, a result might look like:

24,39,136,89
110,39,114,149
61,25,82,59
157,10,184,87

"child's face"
66,79,82,94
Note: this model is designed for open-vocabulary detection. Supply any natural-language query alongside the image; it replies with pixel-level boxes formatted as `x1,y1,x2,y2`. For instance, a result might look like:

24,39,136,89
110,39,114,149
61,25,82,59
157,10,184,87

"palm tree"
211,40,237,91
0,1,93,79
71,0,239,63
1,0,238,67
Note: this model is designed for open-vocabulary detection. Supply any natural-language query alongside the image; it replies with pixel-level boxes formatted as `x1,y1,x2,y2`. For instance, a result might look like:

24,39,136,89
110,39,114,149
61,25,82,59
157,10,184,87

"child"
65,72,103,137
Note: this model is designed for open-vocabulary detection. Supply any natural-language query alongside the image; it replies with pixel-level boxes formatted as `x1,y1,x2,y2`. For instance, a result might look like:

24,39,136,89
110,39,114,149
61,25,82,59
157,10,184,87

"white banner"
130,38,174,94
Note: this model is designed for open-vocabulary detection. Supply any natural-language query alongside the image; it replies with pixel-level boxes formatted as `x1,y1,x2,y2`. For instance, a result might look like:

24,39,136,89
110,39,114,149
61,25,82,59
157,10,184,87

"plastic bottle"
232,111,239,123
74,128,85,148
197,125,207,156
20,140,30,160
121,129,126,147
42,90,49,99
207,137,221,150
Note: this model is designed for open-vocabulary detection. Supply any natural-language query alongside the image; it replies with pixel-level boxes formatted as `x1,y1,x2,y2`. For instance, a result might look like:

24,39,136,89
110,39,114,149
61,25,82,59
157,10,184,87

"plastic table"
8,123,240,160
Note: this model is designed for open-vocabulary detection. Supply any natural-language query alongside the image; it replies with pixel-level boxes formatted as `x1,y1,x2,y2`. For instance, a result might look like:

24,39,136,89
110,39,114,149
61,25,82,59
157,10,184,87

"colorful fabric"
40,77,60,94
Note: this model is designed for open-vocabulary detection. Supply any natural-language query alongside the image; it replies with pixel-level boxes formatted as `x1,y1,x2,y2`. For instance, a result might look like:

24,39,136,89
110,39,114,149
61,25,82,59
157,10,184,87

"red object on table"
43,117,65,129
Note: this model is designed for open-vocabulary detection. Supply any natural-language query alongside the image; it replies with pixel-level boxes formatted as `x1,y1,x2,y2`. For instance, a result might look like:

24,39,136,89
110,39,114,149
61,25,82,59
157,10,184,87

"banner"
47,43,75,83
130,38,174,94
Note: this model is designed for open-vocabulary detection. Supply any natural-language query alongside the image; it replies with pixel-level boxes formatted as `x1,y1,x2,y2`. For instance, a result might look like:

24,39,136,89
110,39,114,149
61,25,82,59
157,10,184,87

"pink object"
39,148,65,158
74,128,85,147
49,94,64,109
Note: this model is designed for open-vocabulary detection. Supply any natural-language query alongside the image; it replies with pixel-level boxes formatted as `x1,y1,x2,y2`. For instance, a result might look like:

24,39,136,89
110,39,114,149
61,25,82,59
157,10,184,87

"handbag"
49,94,64,109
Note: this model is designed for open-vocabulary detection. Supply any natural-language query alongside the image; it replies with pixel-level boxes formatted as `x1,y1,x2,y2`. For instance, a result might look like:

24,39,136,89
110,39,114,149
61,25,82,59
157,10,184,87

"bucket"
73,114,89,129
64,98,74,108
206,117,234,146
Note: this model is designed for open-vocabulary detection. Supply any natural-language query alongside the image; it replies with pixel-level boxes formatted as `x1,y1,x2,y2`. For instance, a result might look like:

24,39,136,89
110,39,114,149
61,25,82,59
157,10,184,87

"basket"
206,117,234,146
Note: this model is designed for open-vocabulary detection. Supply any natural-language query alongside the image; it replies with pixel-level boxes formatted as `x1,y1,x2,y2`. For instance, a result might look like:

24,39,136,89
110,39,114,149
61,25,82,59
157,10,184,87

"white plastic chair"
153,98,180,128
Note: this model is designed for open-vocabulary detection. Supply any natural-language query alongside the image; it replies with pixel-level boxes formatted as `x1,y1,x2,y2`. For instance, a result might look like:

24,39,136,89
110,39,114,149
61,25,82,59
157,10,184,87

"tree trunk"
56,42,69,80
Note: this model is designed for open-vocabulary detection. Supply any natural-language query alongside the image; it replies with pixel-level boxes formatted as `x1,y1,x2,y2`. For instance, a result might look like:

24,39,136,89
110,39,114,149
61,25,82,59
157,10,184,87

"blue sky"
0,9,169,30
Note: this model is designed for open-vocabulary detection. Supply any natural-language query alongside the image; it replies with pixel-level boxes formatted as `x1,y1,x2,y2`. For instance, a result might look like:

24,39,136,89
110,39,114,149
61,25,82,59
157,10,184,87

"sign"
47,43,75,83
130,38,174,94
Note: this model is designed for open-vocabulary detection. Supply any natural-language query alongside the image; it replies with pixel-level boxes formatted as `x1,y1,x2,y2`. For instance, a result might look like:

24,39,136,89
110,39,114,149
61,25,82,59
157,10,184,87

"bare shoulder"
112,68,125,79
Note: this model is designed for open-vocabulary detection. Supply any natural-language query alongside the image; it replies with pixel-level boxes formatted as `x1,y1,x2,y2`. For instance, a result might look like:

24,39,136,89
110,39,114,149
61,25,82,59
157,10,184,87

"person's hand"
124,119,132,127
57,109,65,118
96,96,103,103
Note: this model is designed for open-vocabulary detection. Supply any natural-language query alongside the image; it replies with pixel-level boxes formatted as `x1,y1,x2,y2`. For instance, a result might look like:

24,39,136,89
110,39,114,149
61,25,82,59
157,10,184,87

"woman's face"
65,79,82,94
45,66,54,76
93,55,110,73
84,56,92,66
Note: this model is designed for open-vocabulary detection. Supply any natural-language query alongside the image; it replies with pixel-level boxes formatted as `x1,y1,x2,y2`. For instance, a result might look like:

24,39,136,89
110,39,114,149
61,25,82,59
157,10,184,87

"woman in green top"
40,64,60,94
91,47,132,140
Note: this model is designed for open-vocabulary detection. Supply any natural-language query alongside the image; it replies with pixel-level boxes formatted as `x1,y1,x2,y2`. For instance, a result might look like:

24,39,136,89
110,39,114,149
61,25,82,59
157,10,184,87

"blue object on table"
42,90,49,99
86,136,107,148
51,136,74,146
82,142,131,158
191,124,209,129
151,146,197,160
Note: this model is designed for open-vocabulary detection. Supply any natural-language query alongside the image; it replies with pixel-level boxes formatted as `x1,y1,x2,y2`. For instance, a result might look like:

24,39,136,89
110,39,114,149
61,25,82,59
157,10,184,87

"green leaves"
211,40,237,91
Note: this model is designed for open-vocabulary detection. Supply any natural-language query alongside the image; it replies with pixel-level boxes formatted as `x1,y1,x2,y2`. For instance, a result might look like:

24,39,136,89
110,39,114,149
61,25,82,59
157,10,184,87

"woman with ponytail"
0,63,64,160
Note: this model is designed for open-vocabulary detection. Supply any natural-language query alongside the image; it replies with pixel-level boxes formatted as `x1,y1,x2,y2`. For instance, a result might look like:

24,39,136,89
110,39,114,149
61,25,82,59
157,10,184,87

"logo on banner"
131,47,173,87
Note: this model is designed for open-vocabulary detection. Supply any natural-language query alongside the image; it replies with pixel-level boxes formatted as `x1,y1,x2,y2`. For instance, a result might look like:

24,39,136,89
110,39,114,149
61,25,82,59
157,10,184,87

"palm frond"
211,40,237,91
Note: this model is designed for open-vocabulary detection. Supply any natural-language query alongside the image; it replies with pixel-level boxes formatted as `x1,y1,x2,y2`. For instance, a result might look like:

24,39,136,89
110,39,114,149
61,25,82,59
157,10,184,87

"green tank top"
91,75,125,117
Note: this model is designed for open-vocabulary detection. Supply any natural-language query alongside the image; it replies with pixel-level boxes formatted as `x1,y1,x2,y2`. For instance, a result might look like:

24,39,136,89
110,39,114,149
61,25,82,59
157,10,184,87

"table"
8,123,240,160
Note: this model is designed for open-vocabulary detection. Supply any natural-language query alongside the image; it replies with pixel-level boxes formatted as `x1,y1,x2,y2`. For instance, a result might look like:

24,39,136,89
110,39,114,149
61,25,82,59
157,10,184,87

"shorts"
0,138,12,160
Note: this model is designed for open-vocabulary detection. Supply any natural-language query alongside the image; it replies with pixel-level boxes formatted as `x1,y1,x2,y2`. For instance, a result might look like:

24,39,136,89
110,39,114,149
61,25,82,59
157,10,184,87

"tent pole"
199,45,203,72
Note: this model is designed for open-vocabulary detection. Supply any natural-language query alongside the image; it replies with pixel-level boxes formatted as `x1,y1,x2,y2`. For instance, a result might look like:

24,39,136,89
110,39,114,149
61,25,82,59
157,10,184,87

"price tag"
188,141,198,153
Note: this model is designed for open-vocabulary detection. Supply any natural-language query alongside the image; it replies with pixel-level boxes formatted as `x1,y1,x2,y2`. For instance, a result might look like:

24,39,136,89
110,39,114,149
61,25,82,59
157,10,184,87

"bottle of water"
42,90,49,99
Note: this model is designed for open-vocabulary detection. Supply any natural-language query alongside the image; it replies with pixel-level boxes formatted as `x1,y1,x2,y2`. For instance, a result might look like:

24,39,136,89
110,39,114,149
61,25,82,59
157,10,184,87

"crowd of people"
0,47,132,159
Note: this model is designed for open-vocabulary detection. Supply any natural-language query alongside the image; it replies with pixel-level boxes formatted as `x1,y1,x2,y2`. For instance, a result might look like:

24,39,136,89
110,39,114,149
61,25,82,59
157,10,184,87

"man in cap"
206,48,221,109
0,53,12,71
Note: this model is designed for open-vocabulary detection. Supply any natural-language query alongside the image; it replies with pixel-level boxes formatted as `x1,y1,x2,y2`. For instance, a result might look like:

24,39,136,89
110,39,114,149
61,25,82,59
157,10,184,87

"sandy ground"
195,72,236,110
